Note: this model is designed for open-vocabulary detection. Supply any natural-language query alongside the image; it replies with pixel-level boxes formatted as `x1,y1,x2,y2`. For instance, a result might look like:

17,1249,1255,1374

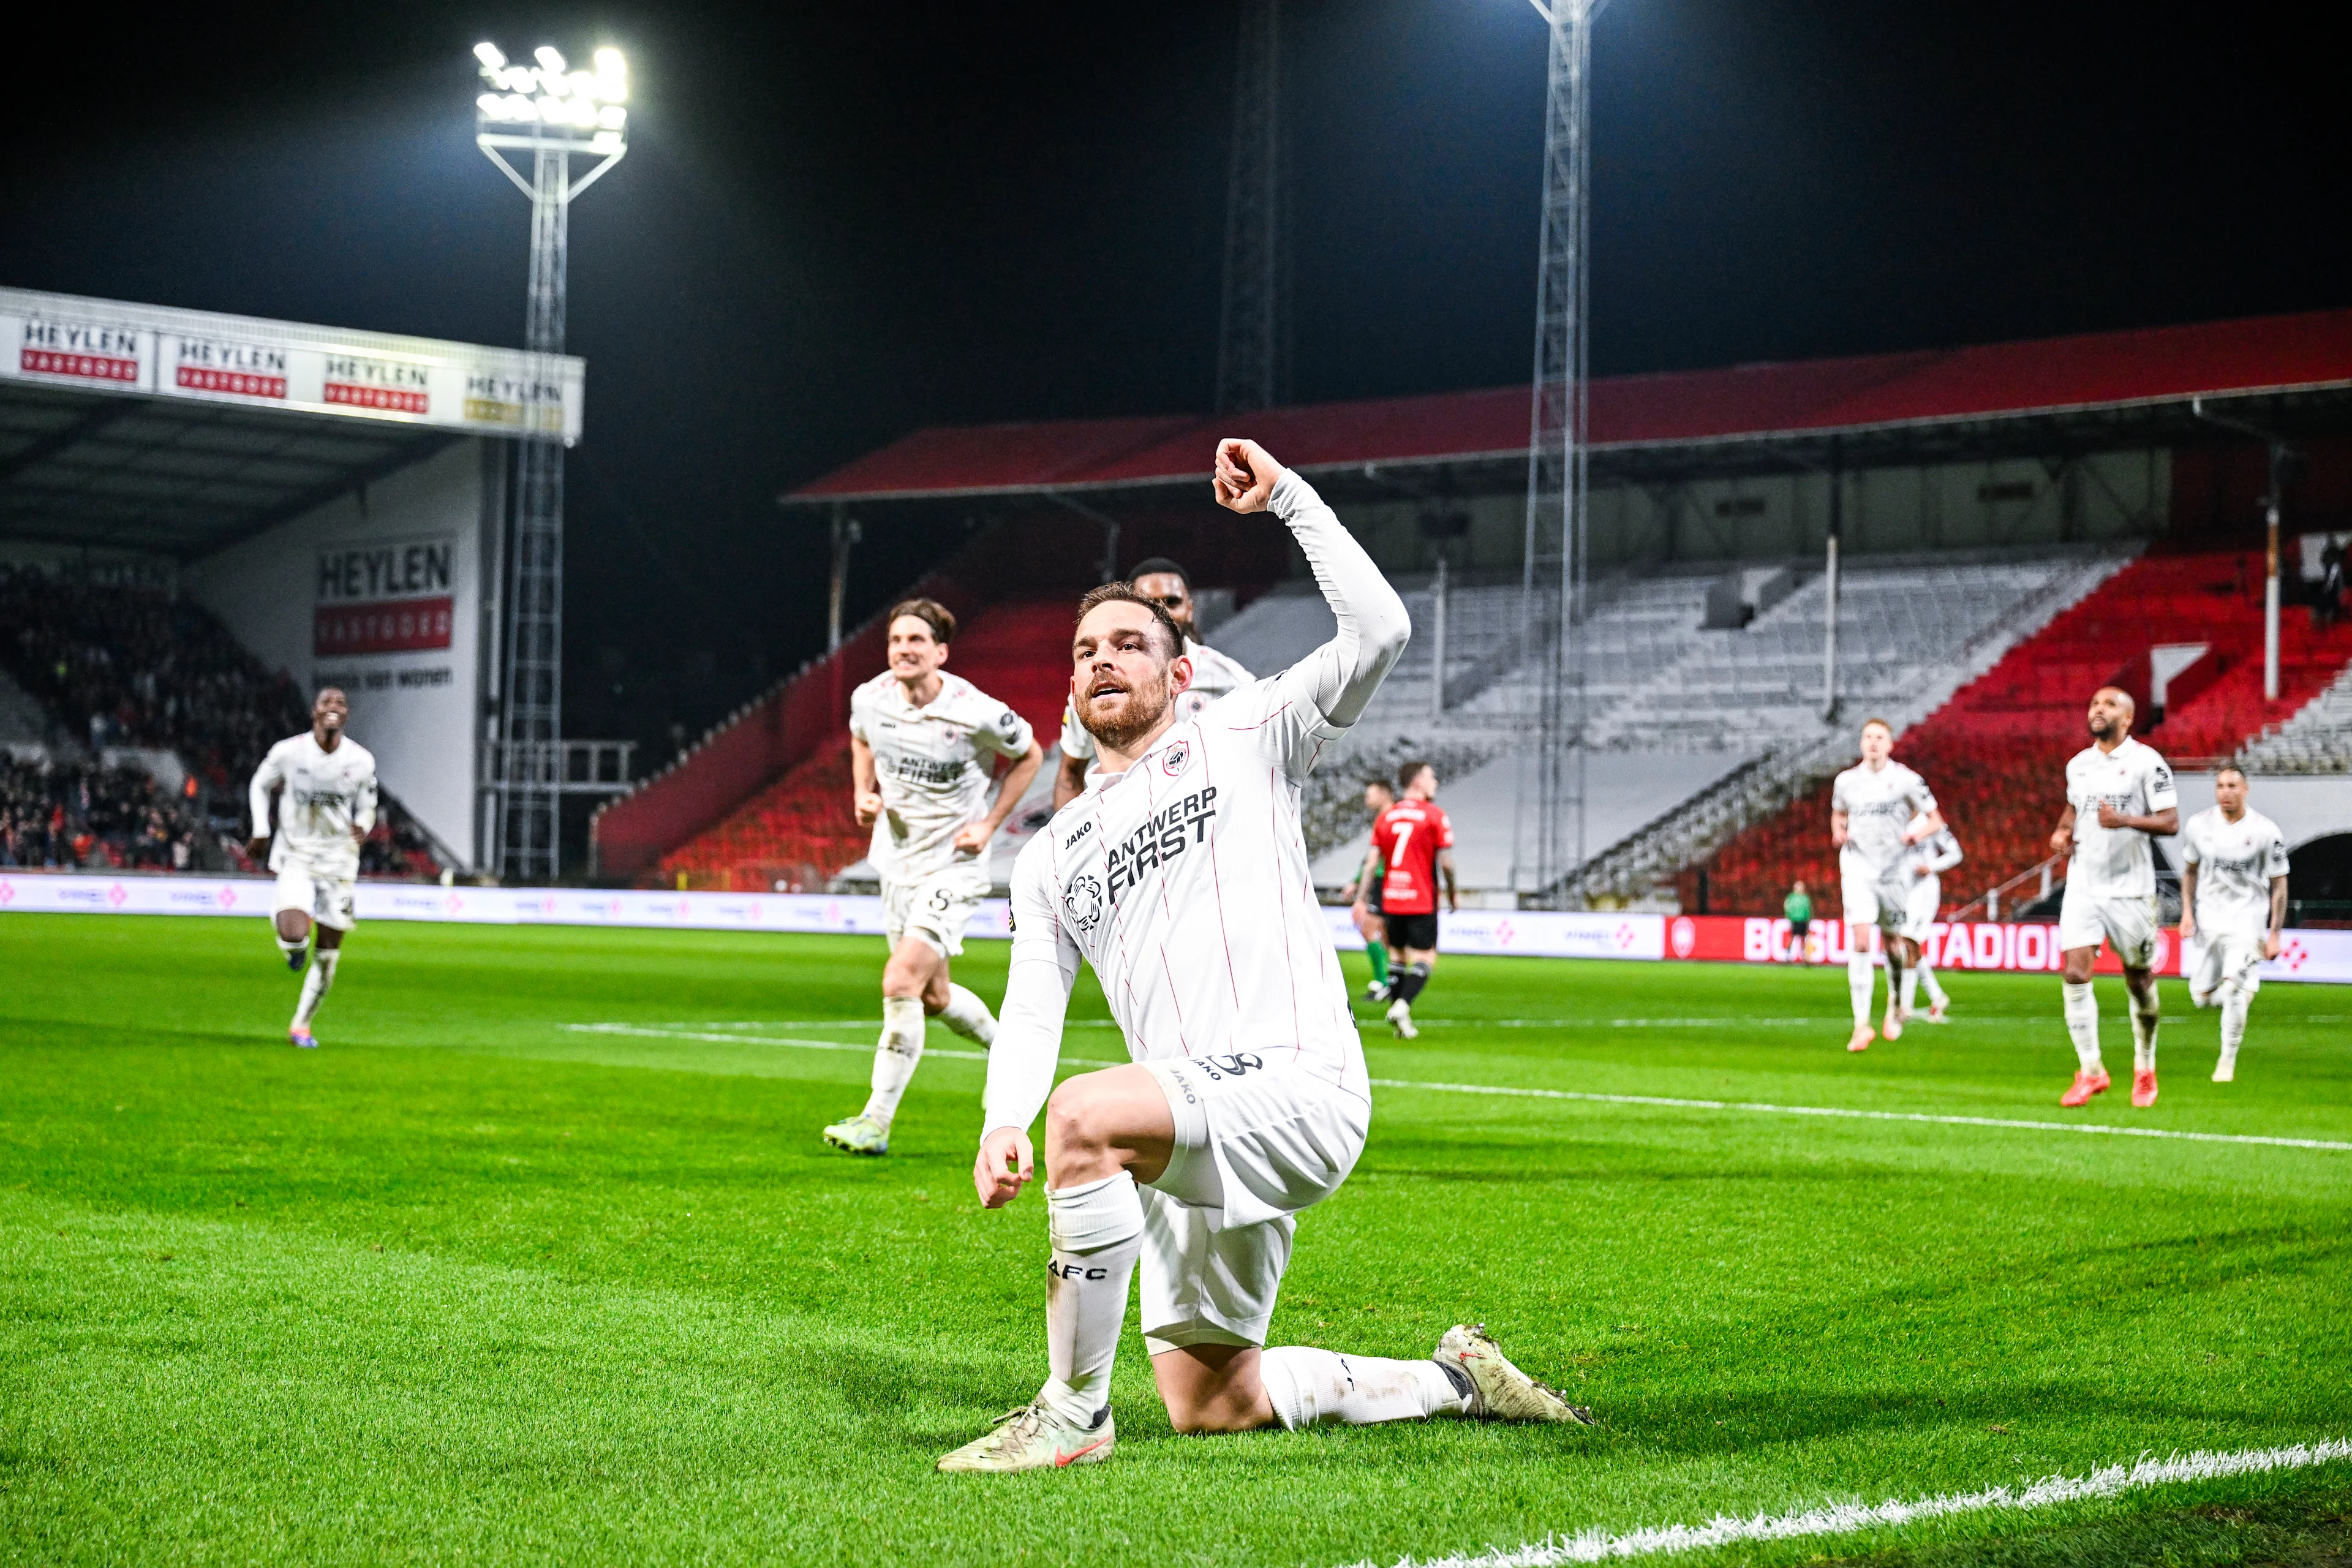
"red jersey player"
1366,760,1455,1039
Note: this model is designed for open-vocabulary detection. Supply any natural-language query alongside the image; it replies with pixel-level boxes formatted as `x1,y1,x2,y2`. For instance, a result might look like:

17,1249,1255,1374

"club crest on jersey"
1063,874,1105,933
1160,740,1189,777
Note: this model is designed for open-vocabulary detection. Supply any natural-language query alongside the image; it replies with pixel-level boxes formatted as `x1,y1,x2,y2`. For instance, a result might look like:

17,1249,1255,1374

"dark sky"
4,1,2344,756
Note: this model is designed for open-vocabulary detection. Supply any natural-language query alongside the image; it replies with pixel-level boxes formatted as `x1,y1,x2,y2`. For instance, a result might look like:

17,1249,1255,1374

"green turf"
2,912,2347,1567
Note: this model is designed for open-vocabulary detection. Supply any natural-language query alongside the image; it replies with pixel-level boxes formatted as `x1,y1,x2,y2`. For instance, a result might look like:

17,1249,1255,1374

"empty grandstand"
1694,548,2352,921
596,307,2352,903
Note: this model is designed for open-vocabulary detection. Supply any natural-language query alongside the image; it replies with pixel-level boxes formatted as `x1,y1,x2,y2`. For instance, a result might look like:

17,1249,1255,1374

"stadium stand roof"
783,307,2352,505
1,286,584,560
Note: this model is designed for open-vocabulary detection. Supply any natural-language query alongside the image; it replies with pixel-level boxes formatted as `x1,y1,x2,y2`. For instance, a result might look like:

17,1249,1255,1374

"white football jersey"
1832,760,1936,874
984,472,1409,1143
249,731,378,878
1908,824,1964,878
1059,638,1253,774
2180,805,2289,937
849,669,1035,884
2064,737,2177,898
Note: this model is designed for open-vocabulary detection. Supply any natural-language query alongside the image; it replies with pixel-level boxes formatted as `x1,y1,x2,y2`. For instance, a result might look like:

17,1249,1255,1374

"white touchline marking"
1341,1438,2352,1568
573,1022,2349,1153
1366,1077,2352,1152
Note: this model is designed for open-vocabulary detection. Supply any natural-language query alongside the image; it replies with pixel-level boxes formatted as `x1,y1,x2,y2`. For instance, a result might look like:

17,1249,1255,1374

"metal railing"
480,738,636,795
1946,851,2064,923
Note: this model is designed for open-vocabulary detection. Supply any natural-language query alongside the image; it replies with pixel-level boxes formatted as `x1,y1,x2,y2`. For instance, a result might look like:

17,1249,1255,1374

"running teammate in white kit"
1896,813,1962,1024
2178,765,2290,1084
246,686,377,1049
2049,686,2178,1108
937,439,1589,1472
823,599,1044,1156
1828,719,1944,1052
1050,556,1252,810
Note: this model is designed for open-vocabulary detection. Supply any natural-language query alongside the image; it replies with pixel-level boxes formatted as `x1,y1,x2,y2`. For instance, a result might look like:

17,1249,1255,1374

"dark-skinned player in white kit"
937,439,1589,1473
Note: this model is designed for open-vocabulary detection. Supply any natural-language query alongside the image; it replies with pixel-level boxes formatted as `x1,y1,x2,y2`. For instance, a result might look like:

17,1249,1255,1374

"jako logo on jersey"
1063,874,1105,932
1160,739,1190,776
1198,1052,1262,1081
1061,820,1095,850
1104,788,1220,905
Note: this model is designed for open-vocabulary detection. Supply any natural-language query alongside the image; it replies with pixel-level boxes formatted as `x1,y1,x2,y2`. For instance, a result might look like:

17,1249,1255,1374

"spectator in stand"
0,758,197,870
2318,536,2347,631
1784,879,1813,962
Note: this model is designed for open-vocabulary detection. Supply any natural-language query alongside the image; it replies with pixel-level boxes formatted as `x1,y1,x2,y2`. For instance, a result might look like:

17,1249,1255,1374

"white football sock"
2218,981,2249,1063
2062,982,2102,1072
1899,966,1921,1014
861,997,927,1126
1847,940,1875,1028
1038,1172,1144,1426
1258,1346,1470,1428
292,949,338,1028
1920,963,1948,1008
937,984,997,1047
2127,978,2160,1071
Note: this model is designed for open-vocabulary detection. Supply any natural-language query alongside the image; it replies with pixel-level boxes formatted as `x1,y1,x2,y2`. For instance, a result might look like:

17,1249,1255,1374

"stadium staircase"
1689,549,2352,919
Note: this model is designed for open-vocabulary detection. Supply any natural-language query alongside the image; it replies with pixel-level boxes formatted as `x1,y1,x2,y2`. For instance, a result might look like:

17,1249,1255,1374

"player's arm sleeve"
2146,759,2179,811
247,745,284,837
1232,473,1409,771
981,849,1082,1136
1928,836,1962,872
354,762,379,836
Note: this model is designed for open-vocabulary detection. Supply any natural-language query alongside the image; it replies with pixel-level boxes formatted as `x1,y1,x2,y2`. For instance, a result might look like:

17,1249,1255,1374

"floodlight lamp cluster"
473,42,628,146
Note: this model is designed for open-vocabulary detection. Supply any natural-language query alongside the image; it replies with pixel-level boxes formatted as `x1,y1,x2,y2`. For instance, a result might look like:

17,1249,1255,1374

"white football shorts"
1901,873,1942,944
1136,1054,1370,1356
1841,861,1909,933
882,864,987,957
273,862,357,932
2057,886,2160,969
2186,927,2265,1003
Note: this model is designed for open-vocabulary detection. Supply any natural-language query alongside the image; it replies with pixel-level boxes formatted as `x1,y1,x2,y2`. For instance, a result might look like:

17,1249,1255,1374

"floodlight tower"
1509,0,1602,904
472,42,630,883
1216,0,1284,413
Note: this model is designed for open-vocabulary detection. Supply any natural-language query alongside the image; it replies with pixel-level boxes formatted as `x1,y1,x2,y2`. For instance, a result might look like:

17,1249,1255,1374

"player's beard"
1077,666,1175,755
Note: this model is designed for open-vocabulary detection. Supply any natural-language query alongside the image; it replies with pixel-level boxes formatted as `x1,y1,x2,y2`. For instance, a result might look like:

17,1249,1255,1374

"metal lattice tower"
501,145,571,884
1511,0,1599,904
1216,0,1283,415
475,43,628,883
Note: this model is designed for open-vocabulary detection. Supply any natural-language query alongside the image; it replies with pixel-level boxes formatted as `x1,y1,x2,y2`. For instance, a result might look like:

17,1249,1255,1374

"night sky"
3,1,2343,758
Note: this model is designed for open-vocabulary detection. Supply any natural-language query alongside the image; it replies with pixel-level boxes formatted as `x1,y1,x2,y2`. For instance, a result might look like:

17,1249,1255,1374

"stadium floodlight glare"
474,42,629,198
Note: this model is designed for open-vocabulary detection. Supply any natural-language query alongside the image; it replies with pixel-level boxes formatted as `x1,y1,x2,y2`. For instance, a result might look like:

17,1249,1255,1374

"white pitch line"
1369,1077,2352,1152
1344,1438,2352,1568
572,1022,2350,1153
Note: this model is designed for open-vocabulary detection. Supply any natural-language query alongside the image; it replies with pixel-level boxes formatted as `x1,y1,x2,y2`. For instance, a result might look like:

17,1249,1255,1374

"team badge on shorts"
1063,874,1104,932
1161,740,1190,777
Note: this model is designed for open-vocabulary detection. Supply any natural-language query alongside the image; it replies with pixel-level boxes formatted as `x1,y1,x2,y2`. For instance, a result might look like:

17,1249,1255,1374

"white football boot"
821,1112,890,1155
1434,1324,1596,1424
936,1401,1115,1472
1386,998,1419,1040
2212,1052,2237,1083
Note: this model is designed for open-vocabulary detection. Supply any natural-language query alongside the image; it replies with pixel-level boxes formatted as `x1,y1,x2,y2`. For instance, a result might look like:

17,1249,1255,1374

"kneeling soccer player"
939,439,1591,1473
246,685,377,1048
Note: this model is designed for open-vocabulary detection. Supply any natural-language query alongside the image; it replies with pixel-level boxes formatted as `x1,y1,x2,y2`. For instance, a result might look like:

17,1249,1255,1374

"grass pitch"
2,913,2348,1567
